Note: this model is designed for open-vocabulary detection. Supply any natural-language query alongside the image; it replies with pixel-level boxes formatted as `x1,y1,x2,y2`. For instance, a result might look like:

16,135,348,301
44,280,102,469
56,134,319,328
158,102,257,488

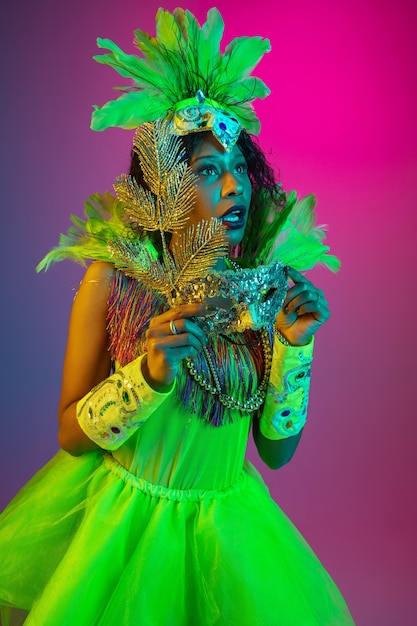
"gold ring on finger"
170,320,179,335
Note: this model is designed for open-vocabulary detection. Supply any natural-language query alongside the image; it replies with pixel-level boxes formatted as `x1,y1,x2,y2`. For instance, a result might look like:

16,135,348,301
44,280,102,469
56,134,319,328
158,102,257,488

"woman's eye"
199,166,217,176
236,163,248,174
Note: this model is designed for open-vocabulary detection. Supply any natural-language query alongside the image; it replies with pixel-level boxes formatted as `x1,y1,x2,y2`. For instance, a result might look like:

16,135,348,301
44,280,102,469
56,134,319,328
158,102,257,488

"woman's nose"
221,172,243,197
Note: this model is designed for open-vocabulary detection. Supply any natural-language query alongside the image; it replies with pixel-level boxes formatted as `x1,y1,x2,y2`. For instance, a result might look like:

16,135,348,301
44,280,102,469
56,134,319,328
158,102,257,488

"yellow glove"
259,335,314,440
77,354,175,450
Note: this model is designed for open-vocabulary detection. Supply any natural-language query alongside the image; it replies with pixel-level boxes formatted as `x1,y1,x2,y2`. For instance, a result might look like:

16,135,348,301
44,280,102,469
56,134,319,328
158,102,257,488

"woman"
0,8,354,625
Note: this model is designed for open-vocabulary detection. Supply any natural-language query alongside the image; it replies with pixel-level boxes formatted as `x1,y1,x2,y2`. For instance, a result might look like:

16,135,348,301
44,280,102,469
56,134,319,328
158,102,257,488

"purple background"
1,1,416,624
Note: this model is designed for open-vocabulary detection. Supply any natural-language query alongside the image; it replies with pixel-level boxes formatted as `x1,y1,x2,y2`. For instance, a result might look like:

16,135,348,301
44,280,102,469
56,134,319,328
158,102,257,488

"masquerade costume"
0,8,354,625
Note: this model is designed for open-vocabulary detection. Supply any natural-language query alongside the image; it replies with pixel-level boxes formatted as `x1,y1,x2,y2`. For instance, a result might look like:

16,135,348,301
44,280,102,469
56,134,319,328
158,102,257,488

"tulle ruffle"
0,450,353,625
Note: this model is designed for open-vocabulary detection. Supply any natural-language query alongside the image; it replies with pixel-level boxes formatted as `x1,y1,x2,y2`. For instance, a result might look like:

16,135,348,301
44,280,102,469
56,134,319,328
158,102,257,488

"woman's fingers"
144,327,204,389
158,319,208,347
144,302,213,387
283,283,324,315
284,288,329,321
286,266,313,286
275,267,331,345
149,303,209,344
147,325,207,353
164,317,208,344
292,299,330,321
150,302,209,327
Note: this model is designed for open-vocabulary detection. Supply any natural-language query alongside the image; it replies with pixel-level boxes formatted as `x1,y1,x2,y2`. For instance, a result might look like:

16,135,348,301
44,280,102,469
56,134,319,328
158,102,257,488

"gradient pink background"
1,1,416,624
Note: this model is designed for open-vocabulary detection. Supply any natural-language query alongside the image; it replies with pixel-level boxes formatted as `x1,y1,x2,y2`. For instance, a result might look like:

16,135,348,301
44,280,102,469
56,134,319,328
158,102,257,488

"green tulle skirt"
0,450,354,625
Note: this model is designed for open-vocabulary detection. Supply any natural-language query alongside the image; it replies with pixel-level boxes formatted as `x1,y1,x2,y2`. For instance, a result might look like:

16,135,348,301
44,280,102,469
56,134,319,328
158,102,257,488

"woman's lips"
220,205,246,230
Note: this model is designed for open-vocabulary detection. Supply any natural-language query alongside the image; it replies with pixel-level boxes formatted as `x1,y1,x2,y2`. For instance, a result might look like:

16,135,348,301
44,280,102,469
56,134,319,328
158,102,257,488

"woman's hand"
143,303,209,390
275,267,330,346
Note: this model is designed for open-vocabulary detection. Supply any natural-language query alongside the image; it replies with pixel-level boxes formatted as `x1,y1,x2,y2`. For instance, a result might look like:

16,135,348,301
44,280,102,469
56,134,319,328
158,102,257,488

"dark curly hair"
128,129,285,263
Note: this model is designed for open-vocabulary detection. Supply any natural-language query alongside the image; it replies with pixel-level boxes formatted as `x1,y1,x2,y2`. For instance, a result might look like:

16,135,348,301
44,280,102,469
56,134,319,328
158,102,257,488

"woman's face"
187,133,252,246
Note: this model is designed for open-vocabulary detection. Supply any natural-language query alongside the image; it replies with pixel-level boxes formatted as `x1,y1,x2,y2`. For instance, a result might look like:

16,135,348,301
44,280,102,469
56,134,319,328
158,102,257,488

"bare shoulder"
74,261,116,306
81,260,116,285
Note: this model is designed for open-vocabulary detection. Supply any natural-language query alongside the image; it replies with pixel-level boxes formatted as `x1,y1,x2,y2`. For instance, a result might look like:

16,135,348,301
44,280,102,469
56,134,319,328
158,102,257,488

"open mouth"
220,205,246,229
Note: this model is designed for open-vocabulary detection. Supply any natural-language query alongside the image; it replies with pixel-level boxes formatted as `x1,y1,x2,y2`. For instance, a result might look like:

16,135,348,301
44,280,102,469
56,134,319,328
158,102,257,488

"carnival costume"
0,8,354,625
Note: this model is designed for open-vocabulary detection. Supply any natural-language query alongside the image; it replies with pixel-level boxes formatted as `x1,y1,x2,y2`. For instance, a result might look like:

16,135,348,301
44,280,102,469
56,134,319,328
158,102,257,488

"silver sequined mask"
170,260,288,335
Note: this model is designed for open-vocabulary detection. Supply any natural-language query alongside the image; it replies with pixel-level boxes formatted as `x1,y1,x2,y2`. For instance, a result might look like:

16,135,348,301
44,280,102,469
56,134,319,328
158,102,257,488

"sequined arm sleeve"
259,335,314,440
77,354,175,450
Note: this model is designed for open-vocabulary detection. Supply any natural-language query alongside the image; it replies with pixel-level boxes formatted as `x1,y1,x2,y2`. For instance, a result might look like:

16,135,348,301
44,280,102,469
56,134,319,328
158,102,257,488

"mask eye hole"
261,287,277,302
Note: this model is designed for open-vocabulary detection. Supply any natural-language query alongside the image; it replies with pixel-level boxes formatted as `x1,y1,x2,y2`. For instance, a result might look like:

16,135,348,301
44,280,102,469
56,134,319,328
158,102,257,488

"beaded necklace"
179,258,272,424
185,330,271,414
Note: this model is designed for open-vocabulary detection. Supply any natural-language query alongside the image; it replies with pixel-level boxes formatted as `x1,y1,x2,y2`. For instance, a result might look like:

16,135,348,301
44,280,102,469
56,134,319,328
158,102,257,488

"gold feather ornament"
110,118,228,301
108,119,287,336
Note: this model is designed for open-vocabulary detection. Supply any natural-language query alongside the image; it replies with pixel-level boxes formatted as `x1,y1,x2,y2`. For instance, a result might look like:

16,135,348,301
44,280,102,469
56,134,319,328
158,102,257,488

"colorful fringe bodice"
107,270,269,426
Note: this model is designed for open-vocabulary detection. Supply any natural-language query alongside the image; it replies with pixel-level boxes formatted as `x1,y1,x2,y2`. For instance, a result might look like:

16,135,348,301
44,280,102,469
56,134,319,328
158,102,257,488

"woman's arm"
58,261,115,456
253,419,302,470
58,261,211,455
253,267,330,469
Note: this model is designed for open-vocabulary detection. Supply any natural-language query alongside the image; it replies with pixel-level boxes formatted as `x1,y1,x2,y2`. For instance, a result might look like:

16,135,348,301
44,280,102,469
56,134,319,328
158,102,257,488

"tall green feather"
91,8,270,134
242,188,340,273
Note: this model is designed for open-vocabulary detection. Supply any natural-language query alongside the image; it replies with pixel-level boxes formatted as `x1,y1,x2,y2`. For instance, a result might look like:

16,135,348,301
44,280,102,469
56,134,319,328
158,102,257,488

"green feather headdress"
37,7,340,281
91,7,271,147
